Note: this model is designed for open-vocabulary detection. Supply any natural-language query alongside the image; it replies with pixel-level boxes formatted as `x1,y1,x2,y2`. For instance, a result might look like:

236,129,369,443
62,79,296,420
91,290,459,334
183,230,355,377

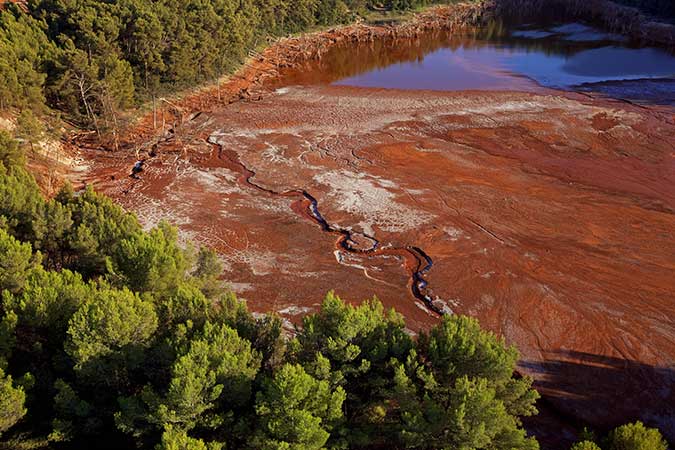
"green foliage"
0,167,45,243
109,222,190,298
159,283,212,327
0,131,45,243
298,291,413,384
192,247,225,299
395,372,537,449
50,379,94,442
569,421,669,450
0,368,26,436
419,315,540,418
66,288,158,381
254,363,346,450
0,6,53,110
393,315,540,450
572,441,602,450
4,266,91,336
15,109,45,152
156,425,224,450
580,426,597,442
607,421,668,450
296,292,413,446
0,130,25,170
0,311,17,367
421,314,518,382
0,228,36,294
55,184,142,276
149,322,261,432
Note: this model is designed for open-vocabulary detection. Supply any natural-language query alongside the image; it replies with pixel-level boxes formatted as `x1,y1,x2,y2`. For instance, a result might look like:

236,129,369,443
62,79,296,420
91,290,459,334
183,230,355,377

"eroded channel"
206,132,443,315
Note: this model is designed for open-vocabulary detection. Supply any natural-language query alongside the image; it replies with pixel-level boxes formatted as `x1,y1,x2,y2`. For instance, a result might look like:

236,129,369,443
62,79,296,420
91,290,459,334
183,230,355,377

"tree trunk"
78,75,100,138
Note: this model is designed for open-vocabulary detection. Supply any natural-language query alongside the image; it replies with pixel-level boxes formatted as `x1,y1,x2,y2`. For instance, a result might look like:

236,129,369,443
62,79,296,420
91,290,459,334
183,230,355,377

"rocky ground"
84,82,675,446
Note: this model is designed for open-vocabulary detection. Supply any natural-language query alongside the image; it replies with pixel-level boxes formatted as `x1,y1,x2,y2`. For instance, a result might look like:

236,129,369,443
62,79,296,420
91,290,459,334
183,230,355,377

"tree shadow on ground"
520,350,675,448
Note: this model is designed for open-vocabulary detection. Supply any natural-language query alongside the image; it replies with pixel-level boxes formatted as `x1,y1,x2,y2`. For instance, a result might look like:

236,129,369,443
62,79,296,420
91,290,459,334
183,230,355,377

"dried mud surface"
85,83,675,445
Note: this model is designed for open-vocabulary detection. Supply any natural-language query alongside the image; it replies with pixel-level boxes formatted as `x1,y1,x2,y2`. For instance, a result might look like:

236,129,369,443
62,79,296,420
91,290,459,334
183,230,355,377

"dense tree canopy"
0,0,447,130
254,363,346,449
607,422,668,450
0,368,26,436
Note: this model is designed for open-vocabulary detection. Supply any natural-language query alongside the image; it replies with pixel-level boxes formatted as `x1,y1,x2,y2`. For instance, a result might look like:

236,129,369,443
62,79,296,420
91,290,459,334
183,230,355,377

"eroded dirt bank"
85,83,675,445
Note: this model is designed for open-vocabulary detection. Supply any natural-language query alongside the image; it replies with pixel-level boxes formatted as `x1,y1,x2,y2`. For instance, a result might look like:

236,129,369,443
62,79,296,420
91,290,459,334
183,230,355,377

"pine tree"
296,292,414,446
109,222,190,298
572,442,602,450
66,287,158,387
156,425,224,450
119,321,261,439
0,368,26,436
0,228,36,294
393,315,540,450
607,422,668,450
0,130,24,171
15,109,45,155
253,363,346,450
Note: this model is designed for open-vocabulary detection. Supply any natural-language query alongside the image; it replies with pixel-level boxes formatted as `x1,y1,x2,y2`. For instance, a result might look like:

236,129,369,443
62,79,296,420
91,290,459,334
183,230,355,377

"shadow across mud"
521,350,675,445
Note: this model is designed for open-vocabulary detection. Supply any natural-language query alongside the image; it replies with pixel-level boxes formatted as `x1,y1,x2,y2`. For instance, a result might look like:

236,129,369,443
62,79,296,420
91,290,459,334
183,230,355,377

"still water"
285,21,675,104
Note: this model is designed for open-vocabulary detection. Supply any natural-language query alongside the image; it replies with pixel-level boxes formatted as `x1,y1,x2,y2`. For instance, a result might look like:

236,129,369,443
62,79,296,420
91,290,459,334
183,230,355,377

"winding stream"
206,134,443,316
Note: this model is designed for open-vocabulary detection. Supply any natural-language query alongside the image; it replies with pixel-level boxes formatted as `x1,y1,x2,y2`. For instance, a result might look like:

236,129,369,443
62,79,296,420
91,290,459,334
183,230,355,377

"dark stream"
283,21,675,105
206,135,443,315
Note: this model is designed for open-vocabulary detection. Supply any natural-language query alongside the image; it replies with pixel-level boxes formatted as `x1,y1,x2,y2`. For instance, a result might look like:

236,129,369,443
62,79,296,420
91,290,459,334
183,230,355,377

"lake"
284,21,675,104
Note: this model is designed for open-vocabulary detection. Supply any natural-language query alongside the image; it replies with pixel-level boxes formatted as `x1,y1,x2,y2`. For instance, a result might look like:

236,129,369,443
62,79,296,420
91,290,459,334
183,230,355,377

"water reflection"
280,20,675,104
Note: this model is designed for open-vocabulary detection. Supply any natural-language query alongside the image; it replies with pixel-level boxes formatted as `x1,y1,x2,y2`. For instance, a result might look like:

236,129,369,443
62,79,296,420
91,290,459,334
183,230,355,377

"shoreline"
106,3,491,155
93,0,674,160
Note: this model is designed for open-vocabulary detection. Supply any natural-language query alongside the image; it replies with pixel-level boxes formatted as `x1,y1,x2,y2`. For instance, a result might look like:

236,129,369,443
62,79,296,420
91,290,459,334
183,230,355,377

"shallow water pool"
284,22,675,104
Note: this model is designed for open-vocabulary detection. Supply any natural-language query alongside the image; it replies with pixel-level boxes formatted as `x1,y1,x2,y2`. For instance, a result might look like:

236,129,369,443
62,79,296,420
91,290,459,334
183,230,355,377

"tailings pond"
283,21,675,104
88,15,675,448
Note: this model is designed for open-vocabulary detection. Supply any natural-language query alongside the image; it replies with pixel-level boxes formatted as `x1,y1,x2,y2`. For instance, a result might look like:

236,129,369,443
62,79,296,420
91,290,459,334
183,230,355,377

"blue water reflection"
331,23,675,102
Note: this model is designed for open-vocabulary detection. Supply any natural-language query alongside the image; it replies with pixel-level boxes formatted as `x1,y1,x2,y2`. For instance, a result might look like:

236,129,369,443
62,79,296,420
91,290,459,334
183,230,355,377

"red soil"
74,5,675,446
83,83,675,446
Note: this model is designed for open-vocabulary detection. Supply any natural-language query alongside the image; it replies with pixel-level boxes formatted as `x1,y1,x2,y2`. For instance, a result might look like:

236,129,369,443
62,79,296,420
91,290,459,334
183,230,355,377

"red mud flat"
85,84,675,446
